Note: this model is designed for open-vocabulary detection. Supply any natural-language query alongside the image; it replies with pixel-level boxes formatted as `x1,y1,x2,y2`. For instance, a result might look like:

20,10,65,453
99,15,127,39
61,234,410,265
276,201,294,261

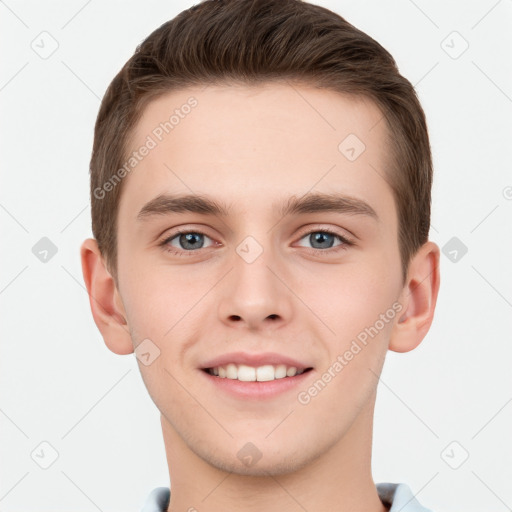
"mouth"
202,364,314,382
200,363,315,400
198,352,315,399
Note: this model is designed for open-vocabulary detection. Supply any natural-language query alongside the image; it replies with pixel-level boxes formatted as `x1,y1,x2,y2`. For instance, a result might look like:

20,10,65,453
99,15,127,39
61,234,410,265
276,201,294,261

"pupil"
312,232,333,249
181,233,203,249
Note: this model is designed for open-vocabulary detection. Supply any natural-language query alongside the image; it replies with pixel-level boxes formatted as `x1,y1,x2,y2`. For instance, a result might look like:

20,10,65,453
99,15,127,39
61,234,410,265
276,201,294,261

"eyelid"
158,224,356,258
158,224,354,245
157,224,216,243
295,224,356,245
158,227,218,250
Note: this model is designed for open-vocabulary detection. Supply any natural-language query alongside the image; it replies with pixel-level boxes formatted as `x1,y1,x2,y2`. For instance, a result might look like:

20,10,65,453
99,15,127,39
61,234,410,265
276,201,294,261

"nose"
217,238,294,331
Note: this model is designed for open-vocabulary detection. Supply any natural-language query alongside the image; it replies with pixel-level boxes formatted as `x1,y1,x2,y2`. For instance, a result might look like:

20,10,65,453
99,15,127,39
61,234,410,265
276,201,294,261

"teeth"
287,366,299,377
274,365,288,379
257,365,276,381
207,363,307,381
238,364,256,381
226,363,238,379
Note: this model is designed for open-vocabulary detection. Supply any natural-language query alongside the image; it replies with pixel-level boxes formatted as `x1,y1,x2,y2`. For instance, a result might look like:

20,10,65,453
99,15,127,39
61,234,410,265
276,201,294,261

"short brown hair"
90,0,432,285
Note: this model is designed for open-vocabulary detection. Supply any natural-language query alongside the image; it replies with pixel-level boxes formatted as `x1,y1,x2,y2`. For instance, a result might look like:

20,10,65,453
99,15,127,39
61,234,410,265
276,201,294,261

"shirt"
140,482,433,511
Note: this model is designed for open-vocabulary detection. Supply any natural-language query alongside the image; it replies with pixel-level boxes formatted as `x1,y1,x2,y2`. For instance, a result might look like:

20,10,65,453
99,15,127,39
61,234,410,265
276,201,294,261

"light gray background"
1,1,511,511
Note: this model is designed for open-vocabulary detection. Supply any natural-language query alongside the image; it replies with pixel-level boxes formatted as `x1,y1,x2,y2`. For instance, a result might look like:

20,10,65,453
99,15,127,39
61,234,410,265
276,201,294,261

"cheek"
303,270,398,414
119,266,204,408
117,241,196,333
303,258,401,377
310,259,400,324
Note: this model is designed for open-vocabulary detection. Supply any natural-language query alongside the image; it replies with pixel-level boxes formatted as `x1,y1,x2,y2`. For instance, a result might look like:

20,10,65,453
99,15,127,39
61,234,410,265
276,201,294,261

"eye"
295,228,354,254
160,230,216,256
158,227,354,258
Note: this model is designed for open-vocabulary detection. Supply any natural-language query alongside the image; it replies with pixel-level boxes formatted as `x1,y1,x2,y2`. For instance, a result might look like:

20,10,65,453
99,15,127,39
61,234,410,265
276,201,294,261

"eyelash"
158,227,354,258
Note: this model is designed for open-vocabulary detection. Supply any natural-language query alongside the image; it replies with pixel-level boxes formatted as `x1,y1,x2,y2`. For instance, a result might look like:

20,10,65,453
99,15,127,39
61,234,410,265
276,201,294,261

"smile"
204,363,313,381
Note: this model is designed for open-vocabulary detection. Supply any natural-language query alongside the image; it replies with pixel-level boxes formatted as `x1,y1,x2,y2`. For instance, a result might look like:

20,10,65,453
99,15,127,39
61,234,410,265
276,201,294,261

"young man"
80,1,440,510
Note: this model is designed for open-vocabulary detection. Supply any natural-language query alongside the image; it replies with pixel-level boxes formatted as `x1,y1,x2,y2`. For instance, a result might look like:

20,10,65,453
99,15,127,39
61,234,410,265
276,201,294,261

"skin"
81,83,440,512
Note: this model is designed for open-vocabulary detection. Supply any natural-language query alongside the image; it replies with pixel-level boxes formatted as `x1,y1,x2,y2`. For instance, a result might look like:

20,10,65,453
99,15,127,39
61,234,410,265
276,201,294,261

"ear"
80,238,134,355
389,241,441,353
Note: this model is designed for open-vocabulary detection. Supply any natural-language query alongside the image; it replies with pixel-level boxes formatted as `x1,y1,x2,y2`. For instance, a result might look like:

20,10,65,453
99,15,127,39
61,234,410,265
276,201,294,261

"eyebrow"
136,192,378,222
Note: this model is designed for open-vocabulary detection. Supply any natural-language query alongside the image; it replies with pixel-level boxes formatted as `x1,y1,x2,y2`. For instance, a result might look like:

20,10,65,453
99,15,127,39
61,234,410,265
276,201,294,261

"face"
115,83,405,475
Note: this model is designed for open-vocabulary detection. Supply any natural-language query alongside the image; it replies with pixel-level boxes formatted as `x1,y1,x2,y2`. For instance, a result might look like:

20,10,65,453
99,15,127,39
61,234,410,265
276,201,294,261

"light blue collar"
140,482,433,511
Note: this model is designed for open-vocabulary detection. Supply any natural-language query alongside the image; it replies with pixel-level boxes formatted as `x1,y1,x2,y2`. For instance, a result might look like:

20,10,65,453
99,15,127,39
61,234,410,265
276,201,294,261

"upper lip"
200,352,313,370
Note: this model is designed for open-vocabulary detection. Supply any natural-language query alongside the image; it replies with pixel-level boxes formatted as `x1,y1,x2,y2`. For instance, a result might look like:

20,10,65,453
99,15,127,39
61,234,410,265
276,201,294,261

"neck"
161,396,388,512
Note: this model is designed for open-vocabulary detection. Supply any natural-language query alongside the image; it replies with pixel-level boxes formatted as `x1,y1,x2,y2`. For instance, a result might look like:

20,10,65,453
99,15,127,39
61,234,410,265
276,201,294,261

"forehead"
119,82,394,223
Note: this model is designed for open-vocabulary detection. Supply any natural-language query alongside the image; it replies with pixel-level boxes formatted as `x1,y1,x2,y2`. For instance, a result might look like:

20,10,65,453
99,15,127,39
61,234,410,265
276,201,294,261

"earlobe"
80,238,134,355
389,241,441,353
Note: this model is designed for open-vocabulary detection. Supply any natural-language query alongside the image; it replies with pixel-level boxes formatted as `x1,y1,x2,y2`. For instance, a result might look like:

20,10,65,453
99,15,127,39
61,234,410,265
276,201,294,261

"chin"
200,443,318,477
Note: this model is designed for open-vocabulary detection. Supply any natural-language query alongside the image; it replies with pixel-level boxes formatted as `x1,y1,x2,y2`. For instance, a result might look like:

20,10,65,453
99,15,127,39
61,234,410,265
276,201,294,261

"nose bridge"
217,230,292,327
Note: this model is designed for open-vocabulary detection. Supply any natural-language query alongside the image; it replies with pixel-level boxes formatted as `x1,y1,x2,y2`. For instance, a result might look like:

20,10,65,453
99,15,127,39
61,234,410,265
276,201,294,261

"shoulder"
376,482,434,512
139,486,170,512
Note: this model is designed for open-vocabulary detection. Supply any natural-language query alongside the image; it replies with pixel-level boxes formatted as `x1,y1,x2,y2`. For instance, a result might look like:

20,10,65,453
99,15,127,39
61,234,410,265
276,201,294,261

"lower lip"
199,368,314,400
